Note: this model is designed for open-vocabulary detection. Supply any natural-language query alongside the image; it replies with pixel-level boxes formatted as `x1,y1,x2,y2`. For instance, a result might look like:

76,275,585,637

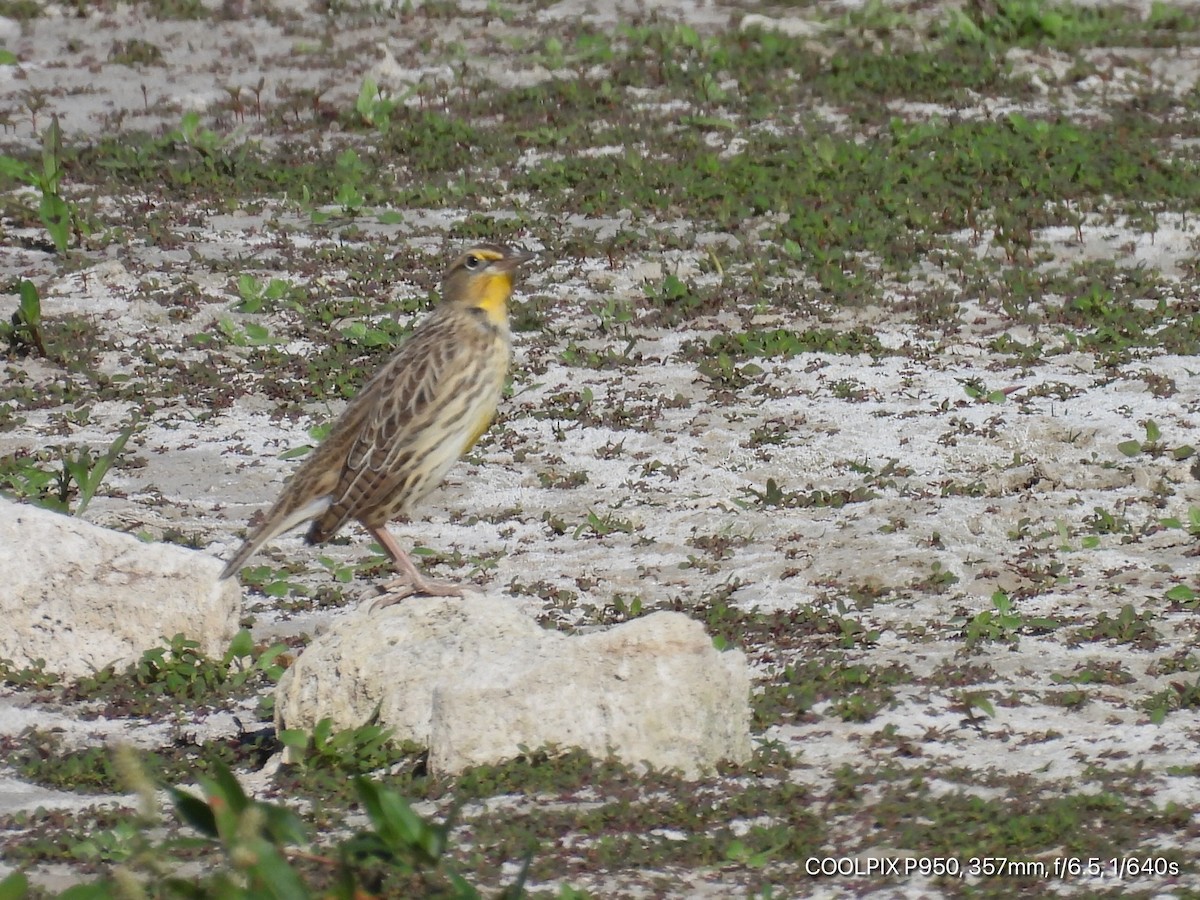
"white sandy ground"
1,0,1200,896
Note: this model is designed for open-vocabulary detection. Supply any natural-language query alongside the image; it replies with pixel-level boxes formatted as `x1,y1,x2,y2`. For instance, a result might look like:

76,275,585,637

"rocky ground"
1,0,1200,896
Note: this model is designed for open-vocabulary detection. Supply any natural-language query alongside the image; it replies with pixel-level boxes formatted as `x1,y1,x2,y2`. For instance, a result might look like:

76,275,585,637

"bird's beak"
493,249,535,273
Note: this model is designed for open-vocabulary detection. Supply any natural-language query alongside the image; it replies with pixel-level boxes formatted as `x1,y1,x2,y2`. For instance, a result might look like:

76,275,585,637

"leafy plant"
1071,605,1160,649
710,327,884,359
0,280,48,357
136,631,287,696
0,450,61,508
957,591,1058,649
0,115,79,252
239,563,314,598
1117,420,1195,460
61,415,140,517
572,509,635,539
1165,583,1197,609
71,630,288,711
743,477,878,510
1144,677,1200,725
957,377,1015,404
339,778,493,896
338,316,411,349
0,655,60,690
1159,506,1200,538
220,310,279,345
168,109,226,156
957,690,996,719
278,715,410,773
350,76,415,131
234,274,296,313
0,413,140,515
0,750,527,899
939,0,1124,50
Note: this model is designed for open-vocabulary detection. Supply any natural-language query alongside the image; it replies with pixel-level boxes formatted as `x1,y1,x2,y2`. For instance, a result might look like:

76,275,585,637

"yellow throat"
474,272,514,327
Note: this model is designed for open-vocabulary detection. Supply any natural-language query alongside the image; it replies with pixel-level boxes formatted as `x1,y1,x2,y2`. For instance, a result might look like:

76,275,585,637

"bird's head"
442,243,535,326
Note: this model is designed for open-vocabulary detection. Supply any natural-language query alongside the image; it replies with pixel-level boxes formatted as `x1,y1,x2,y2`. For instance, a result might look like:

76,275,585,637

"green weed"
743,477,878,510
0,750,530,899
0,116,79,252
66,631,288,716
278,715,412,774
1118,419,1195,461
0,281,48,357
1144,678,1200,724
0,414,139,516
956,591,1058,650
1071,605,1160,649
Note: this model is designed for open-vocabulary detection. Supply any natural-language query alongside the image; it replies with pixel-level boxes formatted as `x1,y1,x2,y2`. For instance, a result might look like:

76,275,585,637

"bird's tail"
219,494,333,580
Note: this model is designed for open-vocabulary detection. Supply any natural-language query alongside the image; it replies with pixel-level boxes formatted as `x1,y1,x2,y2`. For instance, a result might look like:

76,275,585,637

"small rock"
275,595,752,778
628,260,664,284
739,13,827,39
0,498,240,679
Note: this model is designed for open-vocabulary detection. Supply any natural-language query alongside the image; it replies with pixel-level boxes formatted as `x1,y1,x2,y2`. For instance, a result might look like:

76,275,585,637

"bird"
219,243,534,604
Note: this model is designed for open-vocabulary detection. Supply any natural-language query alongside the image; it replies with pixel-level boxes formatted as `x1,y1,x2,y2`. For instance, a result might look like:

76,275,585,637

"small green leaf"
356,76,380,121
242,322,271,343
1165,584,1196,603
168,786,219,837
781,238,804,260
966,694,995,717
18,279,41,323
226,629,254,660
201,762,251,817
0,155,35,185
277,728,309,751
253,643,289,680
39,192,71,252
41,114,63,187
1117,439,1142,457
54,885,112,900
0,871,29,900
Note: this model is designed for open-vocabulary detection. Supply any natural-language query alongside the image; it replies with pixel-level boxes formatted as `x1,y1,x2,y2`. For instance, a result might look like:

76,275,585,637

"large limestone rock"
0,498,240,679
276,595,752,778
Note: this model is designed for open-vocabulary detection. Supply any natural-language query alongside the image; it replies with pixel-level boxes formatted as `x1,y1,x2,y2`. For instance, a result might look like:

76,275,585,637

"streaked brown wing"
312,309,482,537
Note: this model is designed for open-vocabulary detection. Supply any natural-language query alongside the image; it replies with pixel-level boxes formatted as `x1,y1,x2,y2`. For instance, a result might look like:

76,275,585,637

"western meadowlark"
219,243,534,604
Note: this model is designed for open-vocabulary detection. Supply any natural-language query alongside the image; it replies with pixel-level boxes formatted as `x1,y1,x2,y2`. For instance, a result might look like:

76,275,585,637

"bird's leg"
368,526,476,609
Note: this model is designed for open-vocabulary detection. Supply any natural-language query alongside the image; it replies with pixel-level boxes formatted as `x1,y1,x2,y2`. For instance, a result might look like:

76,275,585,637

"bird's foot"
368,574,478,611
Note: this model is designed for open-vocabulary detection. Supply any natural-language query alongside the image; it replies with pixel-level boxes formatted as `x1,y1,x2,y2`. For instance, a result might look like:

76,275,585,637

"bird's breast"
459,338,509,453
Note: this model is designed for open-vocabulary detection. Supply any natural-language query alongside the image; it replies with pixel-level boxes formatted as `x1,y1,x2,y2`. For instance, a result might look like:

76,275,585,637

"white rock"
0,497,240,679
739,13,827,39
275,595,752,778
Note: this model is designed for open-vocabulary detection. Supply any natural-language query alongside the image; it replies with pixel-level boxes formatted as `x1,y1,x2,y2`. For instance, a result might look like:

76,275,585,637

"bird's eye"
464,254,480,270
